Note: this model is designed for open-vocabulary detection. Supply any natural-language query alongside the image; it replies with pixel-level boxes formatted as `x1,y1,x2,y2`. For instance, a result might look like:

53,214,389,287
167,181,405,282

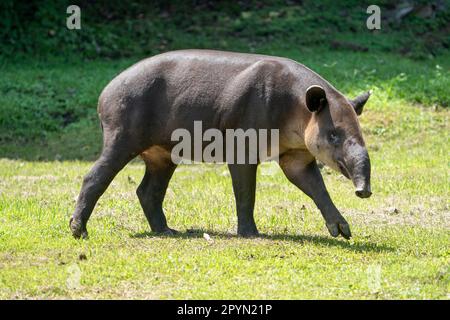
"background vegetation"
0,0,448,299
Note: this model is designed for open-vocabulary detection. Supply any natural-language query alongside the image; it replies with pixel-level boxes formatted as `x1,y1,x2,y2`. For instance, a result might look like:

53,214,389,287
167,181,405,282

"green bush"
1,0,448,61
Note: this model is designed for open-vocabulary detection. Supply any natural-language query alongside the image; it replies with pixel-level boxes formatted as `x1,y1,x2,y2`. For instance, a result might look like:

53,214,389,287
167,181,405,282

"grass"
0,0,449,300
0,51,449,299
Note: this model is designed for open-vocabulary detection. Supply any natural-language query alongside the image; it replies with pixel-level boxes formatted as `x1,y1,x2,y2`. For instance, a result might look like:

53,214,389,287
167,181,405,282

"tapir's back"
109,49,299,105
99,50,306,136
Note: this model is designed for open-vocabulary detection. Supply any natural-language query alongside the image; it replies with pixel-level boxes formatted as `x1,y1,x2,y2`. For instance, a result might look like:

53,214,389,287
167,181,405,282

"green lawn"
0,49,449,299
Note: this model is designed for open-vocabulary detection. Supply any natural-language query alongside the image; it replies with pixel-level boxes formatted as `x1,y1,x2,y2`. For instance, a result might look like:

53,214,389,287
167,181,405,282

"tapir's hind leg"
137,146,178,234
70,135,137,239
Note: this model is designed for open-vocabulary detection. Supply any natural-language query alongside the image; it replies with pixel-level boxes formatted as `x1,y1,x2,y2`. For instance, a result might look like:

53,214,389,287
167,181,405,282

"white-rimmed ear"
305,85,327,113
351,90,372,116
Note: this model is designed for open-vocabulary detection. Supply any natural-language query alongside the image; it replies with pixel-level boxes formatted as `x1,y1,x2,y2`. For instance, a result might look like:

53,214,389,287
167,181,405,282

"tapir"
70,49,372,240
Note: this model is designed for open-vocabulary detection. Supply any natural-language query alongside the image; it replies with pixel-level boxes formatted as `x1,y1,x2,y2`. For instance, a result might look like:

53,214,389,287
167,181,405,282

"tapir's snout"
352,160,372,198
343,139,372,199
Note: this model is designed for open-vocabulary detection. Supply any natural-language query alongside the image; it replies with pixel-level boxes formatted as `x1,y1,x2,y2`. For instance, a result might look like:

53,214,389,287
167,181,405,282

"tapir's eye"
328,131,340,145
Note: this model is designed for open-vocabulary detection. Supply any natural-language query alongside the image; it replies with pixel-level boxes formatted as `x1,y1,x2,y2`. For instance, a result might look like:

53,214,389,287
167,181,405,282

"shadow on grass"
131,228,393,253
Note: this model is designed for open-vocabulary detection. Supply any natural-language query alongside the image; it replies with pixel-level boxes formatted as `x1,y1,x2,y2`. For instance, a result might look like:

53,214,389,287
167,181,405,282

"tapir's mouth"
337,161,351,180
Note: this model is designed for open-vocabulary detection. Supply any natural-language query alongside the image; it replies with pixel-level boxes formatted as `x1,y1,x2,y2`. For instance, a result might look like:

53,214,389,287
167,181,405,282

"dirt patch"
347,203,449,229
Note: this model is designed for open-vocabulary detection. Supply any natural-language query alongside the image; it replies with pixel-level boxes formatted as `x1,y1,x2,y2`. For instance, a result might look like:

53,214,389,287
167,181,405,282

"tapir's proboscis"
70,50,372,240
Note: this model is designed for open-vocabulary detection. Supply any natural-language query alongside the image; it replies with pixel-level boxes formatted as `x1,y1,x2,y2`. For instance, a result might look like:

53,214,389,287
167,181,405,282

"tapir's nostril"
355,189,372,198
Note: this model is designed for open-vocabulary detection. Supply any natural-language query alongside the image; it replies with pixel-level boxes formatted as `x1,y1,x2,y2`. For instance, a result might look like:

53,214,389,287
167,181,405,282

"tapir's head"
304,85,372,198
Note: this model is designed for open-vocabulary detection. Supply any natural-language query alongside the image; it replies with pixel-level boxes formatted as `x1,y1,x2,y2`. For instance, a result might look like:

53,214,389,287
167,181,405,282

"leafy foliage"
1,0,448,60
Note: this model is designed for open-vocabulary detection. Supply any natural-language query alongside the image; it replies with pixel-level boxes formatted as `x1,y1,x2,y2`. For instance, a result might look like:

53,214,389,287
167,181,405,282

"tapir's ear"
351,90,372,116
305,85,327,113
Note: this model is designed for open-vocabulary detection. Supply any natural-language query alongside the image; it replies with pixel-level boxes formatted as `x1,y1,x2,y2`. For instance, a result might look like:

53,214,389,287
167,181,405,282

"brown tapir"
70,49,372,240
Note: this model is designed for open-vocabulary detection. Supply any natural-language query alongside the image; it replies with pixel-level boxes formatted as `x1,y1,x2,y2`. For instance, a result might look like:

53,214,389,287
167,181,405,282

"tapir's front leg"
279,150,351,239
228,164,259,237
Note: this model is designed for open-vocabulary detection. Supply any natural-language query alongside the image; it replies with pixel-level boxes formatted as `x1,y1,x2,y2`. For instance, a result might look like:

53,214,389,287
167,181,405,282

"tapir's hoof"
326,222,352,240
239,232,260,238
156,228,179,236
237,227,260,238
70,217,88,239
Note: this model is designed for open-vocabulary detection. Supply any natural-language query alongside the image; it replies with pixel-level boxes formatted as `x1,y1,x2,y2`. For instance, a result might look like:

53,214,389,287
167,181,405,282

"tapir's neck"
279,65,344,152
